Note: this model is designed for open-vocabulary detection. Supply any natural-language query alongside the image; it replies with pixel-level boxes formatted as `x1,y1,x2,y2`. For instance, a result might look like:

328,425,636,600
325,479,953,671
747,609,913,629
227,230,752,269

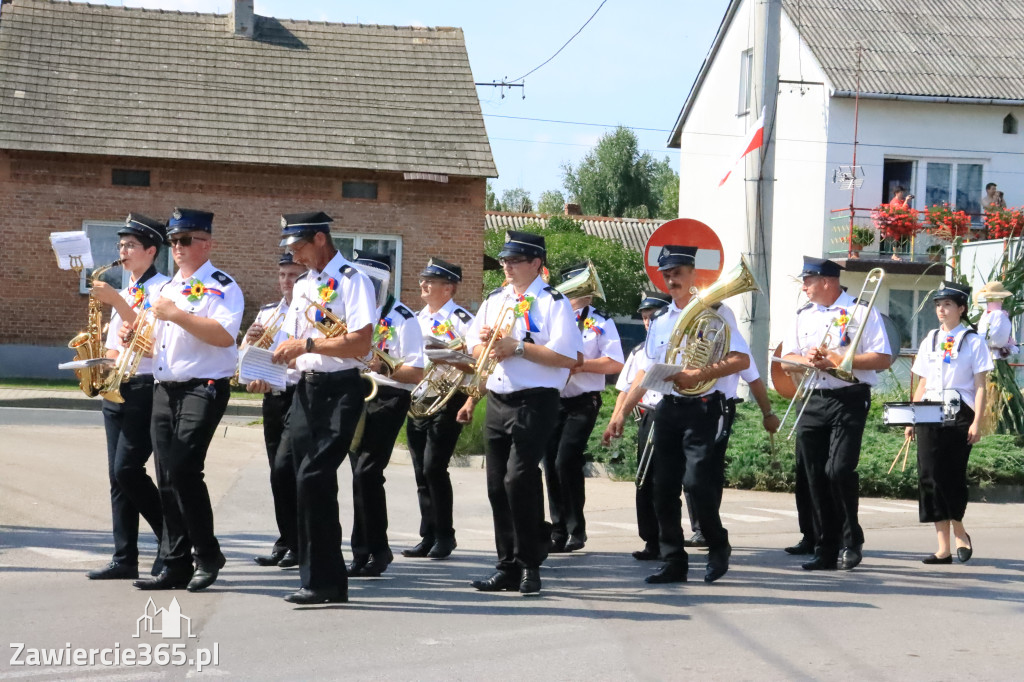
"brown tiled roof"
0,0,496,176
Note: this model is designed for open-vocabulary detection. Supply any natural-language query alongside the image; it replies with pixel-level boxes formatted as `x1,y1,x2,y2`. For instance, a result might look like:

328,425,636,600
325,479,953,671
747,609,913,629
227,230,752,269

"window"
923,160,984,220
342,181,378,200
332,233,403,299
112,169,151,187
80,220,172,294
888,289,938,351
1004,113,1018,135
737,49,753,115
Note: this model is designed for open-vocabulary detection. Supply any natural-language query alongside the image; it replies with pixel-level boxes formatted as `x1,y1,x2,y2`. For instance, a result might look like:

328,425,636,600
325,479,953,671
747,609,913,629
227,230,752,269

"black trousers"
794,449,815,542
406,393,468,544
543,391,602,543
151,378,230,571
795,384,870,557
262,386,297,554
289,369,364,591
484,388,561,571
634,407,658,549
101,375,163,565
686,399,737,535
350,386,412,561
652,392,729,565
916,404,975,523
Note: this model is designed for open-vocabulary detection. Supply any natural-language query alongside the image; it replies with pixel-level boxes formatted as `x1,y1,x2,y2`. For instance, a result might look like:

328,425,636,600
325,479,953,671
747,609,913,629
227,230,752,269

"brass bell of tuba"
409,335,470,418
664,256,761,396
555,259,606,301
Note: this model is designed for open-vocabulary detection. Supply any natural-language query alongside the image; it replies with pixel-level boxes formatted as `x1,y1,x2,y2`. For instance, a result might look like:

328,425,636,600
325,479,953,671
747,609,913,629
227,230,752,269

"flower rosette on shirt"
834,309,851,346
182,278,224,303
374,318,394,351
514,294,539,333
128,284,146,310
432,319,456,340
582,317,604,335
942,335,955,364
317,278,338,305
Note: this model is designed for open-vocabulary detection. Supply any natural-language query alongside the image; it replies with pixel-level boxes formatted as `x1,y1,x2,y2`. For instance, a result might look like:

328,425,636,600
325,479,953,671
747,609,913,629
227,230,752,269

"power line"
490,135,678,155
508,0,609,83
483,113,672,133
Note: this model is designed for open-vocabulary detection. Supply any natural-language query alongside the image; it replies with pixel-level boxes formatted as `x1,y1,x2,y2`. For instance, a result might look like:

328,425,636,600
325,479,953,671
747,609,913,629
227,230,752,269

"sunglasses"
169,235,210,247
498,257,529,266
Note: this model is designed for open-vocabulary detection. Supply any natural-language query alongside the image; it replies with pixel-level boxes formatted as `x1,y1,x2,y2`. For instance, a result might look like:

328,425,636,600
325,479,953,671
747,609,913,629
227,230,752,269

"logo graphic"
134,598,195,639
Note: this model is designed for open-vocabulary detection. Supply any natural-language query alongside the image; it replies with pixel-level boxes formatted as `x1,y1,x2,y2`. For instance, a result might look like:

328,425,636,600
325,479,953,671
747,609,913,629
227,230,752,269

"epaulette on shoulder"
453,308,473,323
211,271,233,286
591,307,610,319
487,287,504,299
543,285,565,301
797,302,813,313
340,264,356,277
652,306,670,319
393,304,414,320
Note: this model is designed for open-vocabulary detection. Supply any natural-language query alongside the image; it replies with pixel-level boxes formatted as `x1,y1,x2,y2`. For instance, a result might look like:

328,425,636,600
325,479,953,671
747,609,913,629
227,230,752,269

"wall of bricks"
0,149,486,345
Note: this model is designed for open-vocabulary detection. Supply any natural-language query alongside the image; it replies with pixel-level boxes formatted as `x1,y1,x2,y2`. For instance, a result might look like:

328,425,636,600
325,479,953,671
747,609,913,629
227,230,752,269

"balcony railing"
826,207,987,263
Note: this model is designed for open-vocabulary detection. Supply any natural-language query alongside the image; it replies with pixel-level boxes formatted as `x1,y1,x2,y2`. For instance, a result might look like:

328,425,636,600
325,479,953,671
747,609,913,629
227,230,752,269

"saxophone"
97,305,157,403
67,260,121,397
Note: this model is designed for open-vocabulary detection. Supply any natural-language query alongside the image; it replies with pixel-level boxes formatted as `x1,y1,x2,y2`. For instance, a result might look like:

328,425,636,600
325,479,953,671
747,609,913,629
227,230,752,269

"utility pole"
744,0,781,379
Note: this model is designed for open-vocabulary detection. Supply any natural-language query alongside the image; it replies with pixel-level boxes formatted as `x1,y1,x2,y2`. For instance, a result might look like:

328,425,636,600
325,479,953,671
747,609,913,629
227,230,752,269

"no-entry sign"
644,218,724,292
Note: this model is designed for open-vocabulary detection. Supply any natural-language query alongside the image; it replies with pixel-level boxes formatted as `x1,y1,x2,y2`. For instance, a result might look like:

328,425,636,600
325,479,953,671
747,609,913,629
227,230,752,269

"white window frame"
737,48,753,116
913,158,987,216
80,220,173,294
331,233,403,300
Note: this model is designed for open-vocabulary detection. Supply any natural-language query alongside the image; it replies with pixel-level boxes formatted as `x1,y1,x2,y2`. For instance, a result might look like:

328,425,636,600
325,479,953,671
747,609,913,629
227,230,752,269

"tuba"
98,305,158,403
409,335,471,418
664,257,761,395
555,259,606,300
67,260,121,397
464,300,518,399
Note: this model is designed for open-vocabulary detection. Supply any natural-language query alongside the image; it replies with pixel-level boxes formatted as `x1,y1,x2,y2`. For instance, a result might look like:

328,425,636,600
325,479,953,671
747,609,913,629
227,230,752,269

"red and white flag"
718,107,765,187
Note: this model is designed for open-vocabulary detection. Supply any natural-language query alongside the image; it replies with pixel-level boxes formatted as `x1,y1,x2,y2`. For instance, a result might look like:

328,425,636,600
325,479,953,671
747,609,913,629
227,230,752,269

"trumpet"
464,301,517,400
98,305,157,403
302,301,378,401
231,311,286,386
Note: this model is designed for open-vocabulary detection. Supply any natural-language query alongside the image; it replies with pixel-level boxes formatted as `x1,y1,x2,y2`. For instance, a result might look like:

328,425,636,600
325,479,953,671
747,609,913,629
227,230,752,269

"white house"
669,0,1024,358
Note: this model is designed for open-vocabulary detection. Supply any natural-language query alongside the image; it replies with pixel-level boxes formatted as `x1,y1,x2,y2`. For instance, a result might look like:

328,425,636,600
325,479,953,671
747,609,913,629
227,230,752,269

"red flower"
872,203,920,240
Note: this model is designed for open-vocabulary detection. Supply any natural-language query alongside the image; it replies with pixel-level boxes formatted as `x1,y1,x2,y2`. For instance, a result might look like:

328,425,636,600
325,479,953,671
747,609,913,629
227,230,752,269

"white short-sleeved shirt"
637,300,751,399
781,289,890,389
151,260,244,382
562,305,624,398
367,300,426,392
417,298,475,344
282,251,377,373
105,266,171,377
615,345,663,408
249,298,299,386
466,275,583,394
978,308,1018,359
911,324,993,411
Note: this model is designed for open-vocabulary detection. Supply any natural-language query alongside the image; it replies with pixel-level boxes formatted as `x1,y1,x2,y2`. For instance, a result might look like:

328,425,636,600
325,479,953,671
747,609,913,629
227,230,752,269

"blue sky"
89,1,731,205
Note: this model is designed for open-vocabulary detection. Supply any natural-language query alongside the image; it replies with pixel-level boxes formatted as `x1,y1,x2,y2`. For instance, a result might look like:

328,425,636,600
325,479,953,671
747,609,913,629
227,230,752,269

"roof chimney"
564,203,582,216
231,0,254,38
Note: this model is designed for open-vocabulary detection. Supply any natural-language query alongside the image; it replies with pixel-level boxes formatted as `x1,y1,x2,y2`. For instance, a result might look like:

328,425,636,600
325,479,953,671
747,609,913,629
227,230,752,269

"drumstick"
888,435,912,475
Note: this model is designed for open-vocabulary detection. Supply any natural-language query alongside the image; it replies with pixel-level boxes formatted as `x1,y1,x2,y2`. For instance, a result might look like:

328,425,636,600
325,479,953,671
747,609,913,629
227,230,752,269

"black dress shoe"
401,539,435,558
471,570,519,592
684,533,708,548
187,556,226,592
632,545,660,561
801,555,838,571
922,553,953,564
284,587,348,604
134,569,193,590
428,537,457,559
645,562,688,584
548,537,568,554
254,549,287,567
520,568,541,596
277,550,298,568
87,561,139,580
564,537,586,552
839,546,863,571
957,534,973,563
784,538,815,555
357,555,390,578
704,545,732,583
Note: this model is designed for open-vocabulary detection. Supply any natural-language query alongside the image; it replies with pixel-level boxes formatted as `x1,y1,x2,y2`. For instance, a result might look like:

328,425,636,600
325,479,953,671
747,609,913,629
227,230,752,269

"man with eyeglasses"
462,230,582,596
271,212,377,605
133,208,244,593
402,257,476,561
244,252,307,571
85,214,171,582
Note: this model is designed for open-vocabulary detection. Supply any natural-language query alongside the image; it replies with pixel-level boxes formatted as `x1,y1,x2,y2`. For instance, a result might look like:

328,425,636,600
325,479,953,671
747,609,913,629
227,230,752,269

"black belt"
492,386,559,402
300,368,361,384
126,375,154,385
158,377,228,391
810,384,869,397
560,391,601,409
663,390,725,405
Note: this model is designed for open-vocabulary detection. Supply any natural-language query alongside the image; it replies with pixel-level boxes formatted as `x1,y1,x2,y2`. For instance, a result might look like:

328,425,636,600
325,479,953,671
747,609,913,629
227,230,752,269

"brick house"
0,0,495,377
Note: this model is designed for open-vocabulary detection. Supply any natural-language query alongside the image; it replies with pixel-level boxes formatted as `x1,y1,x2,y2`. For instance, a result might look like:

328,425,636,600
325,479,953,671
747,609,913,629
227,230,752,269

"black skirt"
915,403,975,523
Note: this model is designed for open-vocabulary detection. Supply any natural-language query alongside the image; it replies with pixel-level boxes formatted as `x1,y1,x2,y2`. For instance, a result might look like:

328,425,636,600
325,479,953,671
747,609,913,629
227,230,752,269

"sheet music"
58,358,115,371
640,363,683,394
424,348,475,364
237,346,288,391
49,231,94,270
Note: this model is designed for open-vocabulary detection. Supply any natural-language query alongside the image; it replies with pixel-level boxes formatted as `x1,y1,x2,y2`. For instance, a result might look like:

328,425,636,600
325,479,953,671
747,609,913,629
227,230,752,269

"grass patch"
0,378,81,390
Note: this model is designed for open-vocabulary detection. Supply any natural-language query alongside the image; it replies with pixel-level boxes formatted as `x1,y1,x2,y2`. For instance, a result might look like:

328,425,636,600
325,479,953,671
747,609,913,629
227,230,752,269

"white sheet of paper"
58,357,115,371
640,362,682,394
49,231,94,270
237,346,288,391
424,348,475,364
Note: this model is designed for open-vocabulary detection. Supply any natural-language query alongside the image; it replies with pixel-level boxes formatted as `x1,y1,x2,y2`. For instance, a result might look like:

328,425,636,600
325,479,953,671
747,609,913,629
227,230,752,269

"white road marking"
860,504,914,513
592,522,640,531
748,507,800,518
24,547,107,563
719,512,775,523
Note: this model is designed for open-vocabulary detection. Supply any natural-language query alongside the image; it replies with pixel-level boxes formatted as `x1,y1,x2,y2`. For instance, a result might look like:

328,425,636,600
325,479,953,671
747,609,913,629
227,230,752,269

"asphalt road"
1,411,1023,680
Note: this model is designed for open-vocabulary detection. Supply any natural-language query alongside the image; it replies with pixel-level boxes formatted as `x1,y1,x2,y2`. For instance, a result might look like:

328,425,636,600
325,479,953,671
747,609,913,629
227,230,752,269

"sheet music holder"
49,231,94,271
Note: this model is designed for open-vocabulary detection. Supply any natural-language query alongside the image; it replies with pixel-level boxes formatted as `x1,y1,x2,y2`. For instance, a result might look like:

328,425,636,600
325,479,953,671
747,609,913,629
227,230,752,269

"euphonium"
664,256,761,396
464,302,517,399
303,301,378,401
409,335,469,418
555,259,606,300
98,305,157,403
67,260,121,397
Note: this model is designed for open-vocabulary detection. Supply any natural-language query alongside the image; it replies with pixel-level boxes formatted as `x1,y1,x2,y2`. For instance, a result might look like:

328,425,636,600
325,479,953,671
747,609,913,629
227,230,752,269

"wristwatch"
305,337,315,353
514,339,526,357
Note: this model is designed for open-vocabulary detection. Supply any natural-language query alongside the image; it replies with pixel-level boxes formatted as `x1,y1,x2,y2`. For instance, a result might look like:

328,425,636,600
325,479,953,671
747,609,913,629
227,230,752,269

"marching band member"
604,245,749,584
272,212,376,605
907,281,991,564
780,256,890,572
347,253,425,578
134,209,244,593
545,262,624,553
246,252,306,570
462,231,582,596
86,214,170,581
615,291,670,561
403,258,475,560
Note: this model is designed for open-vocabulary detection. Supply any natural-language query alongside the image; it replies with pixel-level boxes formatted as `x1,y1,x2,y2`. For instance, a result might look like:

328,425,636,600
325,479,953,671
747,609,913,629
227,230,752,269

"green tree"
651,157,680,219
485,181,504,211
537,189,566,215
500,187,533,213
482,218,646,317
562,126,665,218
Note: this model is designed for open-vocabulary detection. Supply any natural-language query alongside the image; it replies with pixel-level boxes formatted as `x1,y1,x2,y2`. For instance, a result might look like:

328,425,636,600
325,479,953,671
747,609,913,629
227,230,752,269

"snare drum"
883,401,951,426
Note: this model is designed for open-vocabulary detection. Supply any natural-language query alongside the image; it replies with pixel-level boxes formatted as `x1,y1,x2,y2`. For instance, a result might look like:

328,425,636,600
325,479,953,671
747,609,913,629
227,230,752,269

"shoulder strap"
543,285,565,301
211,271,232,286
453,308,473,323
